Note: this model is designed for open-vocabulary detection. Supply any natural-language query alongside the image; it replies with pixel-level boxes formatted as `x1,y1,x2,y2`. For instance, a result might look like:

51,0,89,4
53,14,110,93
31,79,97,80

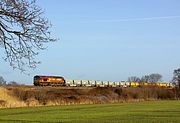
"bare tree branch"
0,0,56,72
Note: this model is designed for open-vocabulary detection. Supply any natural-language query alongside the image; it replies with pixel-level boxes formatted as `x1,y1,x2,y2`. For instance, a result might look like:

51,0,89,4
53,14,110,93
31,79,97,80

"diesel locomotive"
34,75,65,86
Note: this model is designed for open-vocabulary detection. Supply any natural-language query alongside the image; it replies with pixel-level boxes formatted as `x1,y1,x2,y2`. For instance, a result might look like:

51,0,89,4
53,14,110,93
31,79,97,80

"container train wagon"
33,75,174,88
65,80,174,88
65,80,131,87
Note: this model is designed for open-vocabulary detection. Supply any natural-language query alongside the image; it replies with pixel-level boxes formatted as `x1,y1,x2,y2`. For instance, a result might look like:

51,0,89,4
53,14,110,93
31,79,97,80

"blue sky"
1,0,180,84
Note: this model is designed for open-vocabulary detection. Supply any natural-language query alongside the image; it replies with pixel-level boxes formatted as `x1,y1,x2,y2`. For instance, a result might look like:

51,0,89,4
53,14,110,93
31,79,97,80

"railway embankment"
0,86,178,108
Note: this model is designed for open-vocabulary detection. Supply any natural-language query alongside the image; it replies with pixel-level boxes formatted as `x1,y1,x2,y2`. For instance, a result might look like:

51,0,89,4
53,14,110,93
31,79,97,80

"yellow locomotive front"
34,75,65,86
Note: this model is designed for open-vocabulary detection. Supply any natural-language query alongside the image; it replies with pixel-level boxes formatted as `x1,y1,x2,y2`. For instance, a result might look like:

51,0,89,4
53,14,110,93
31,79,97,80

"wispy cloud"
95,15,180,23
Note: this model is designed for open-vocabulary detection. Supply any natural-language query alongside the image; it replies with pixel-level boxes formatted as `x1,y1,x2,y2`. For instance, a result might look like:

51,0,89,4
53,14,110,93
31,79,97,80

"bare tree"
140,75,150,82
0,0,56,71
128,76,141,82
172,68,180,88
0,76,6,85
148,73,162,82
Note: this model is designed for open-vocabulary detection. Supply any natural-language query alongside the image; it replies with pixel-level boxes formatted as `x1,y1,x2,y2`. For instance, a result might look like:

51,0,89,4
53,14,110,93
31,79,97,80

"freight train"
33,75,175,88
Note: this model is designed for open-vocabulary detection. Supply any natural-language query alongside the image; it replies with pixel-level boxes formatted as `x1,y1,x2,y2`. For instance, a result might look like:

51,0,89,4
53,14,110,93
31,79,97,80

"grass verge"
0,100,180,123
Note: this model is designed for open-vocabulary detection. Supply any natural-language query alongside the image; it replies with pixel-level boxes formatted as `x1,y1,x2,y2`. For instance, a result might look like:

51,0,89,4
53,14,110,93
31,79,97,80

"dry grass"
0,87,26,108
0,86,177,108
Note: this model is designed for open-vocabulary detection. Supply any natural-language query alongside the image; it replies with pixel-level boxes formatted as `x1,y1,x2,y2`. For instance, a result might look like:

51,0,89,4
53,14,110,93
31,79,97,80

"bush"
6,86,177,107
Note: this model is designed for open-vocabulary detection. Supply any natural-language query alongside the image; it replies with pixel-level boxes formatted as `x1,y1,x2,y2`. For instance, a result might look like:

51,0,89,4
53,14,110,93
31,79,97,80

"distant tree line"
1,68,180,87
128,73,162,82
127,68,180,89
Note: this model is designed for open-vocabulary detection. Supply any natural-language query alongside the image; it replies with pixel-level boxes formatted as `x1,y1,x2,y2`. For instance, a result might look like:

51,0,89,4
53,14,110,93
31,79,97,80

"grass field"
0,100,180,123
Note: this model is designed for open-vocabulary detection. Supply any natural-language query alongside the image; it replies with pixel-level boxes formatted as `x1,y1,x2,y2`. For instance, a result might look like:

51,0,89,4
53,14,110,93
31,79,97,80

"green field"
0,100,180,123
